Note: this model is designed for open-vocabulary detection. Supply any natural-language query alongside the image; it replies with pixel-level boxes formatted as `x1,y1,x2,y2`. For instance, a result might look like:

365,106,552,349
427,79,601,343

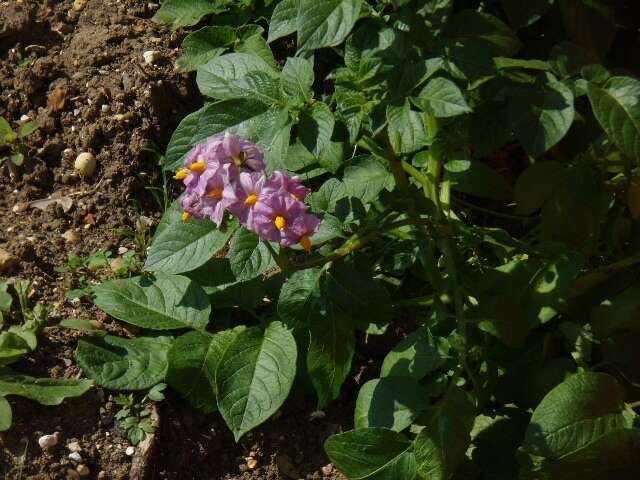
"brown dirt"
0,1,351,479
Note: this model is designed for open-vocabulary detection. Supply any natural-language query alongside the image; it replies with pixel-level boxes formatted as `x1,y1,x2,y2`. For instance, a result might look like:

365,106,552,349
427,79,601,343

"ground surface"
0,1,353,478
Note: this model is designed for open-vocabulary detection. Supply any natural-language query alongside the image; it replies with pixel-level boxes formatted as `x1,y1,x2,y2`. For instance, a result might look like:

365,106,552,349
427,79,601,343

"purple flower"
253,191,308,245
282,213,322,252
219,133,265,176
262,171,310,201
174,135,226,187
195,163,234,226
227,172,266,229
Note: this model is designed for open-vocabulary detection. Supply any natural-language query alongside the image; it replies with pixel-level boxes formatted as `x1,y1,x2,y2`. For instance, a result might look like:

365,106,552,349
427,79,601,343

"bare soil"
0,1,354,478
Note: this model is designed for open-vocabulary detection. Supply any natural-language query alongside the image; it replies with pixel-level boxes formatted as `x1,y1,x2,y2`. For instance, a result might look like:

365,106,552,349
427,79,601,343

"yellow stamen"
174,168,189,180
274,215,287,231
244,194,258,206
207,188,223,199
300,235,312,253
189,161,207,173
181,211,192,223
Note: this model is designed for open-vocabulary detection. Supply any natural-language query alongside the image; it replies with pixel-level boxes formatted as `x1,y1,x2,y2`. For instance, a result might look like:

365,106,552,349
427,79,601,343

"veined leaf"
75,336,172,390
166,328,243,413
413,77,471,118
163,99,289,171
299,102,335,157
325,428,418,480
386,101,429,155
145,202,236,274
503,0,555,29
587,76,640,161
281,57,314,103
152,0,224,29
342,156,395,204
381,327,450,380
277,268,322,330
307,303,355,408
227,229,277,281
297,0,363,52
197,53,279,100
176,26,236,72
92,273,211,331
268,0,299,43
355,377,428,431
216,322,297,441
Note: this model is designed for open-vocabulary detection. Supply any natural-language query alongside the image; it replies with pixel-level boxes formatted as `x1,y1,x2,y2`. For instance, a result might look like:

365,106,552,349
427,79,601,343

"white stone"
74,152,96,178
68,451,83,463
143,50,160,65
125,446,135,456
38,434,59,450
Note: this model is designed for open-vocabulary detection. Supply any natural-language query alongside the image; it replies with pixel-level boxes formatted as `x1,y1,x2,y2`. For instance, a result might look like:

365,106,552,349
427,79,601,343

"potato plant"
65,0,640,478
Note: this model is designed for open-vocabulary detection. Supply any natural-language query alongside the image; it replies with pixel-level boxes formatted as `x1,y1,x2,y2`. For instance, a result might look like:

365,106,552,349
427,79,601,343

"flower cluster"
175,133,321,252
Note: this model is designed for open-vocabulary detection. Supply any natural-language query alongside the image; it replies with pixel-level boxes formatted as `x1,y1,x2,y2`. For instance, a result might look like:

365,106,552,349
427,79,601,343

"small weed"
0,117,39,176
114,383,166,445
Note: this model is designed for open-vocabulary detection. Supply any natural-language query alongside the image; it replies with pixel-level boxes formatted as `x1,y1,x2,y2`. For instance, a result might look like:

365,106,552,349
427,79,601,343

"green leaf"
227,229,277,281
75,336,172,390
166,328,243,413
59,318,107,337
521,372,634,461
299,102,335,157
163,99,287,171
587,76,640,161
10,153,24,166
381,327,449,380
444,152,513,201
310,178,348,213
413,388,475,480
152,0,224,29
323,262,392,329
281,57,314,103
342,156,395,204
355,377,427,431
0,117,12,141
216,321,297,441
268,0,299,43
197,53,279,100
0,332,31,366
307,303,355,408
509,78,575,158
386,101,429,155
145,202,236,274
176,26,236,72
514,161,565,214
92,273,211,331
235,31,278,69
277,268,322,330
297,0,363,52
445,9,522,56
0,395,11,432
325,428,417,480
413,77,471,118
0,370,92,406
17,120,39,139
502,0,555,29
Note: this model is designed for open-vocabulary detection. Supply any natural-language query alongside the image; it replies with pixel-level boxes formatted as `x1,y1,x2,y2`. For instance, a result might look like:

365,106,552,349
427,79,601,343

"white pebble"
76,464,90,477
125,446,135,456
20,114,31,122
143,50,160,65
69,452,83,463
38,434,59,449
101,104,110,113
67,441,82,452
74,152,96,178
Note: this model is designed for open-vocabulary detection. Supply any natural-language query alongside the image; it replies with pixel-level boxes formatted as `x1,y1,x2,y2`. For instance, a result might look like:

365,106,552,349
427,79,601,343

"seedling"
114,383,166,445
0,117,39,173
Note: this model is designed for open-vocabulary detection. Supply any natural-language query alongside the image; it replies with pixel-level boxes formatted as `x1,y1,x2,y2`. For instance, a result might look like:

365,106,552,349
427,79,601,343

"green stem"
393,293,453,308
453,197,535,222
291,218,436,270
263,242,292,271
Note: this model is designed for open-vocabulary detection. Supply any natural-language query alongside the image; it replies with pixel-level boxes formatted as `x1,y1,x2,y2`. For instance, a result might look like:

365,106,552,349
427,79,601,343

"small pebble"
97,472,107,479
72,0,88,11
76,464,90,477
38,434,59,450
68,452,83,463
321,464,334,476
67,441,82,453
143,50,160,65
247,458,258,470
0,248,19,273
20,114,31,122
62,229,81,244
125,446,135,456
74,152,97,178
